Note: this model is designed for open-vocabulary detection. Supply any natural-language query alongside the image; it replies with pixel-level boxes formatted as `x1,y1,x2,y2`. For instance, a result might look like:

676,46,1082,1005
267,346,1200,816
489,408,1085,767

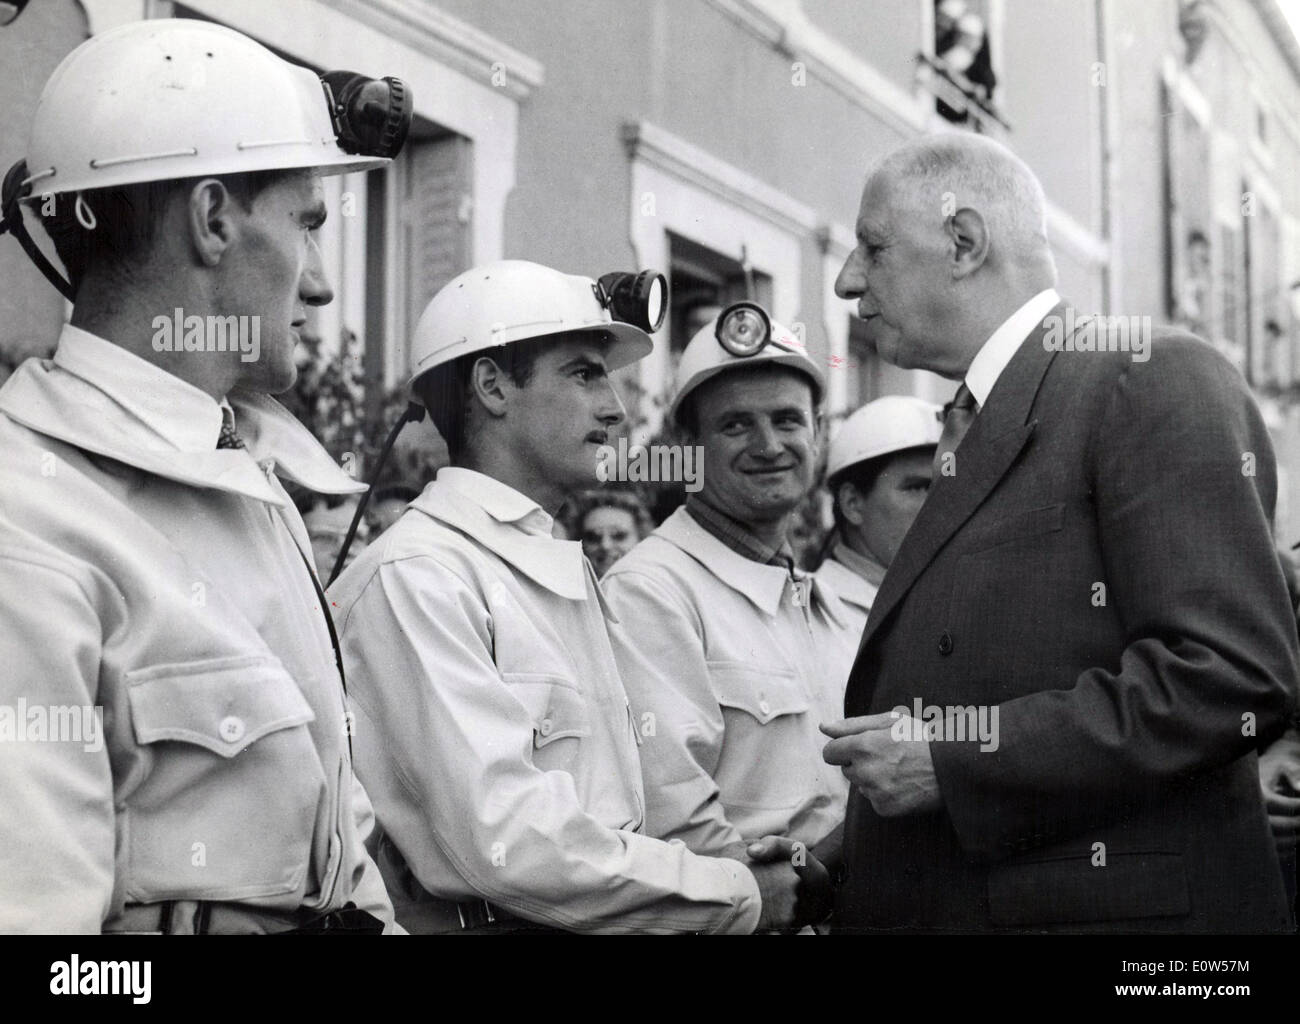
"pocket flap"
127,654,316,758
963,502,1065,554
987,851,1189,926
502,673,591,747
710,662,809,724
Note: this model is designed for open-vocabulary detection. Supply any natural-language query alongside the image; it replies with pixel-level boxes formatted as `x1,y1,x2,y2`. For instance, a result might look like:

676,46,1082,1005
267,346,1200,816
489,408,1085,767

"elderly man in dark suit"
823,132,1298,932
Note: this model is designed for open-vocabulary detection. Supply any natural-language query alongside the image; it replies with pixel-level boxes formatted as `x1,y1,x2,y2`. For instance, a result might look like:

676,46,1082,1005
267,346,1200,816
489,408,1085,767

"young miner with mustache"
329,262,829,932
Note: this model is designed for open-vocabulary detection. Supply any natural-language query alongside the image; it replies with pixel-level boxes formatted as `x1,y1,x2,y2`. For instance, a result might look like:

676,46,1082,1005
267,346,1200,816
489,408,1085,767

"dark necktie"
933,383,977,479
216,416,246,450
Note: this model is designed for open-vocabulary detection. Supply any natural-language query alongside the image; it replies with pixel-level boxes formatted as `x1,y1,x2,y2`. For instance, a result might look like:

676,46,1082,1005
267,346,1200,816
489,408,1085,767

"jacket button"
539,717,553,737
219,715,246,743
938,631,953,655
758,699,772,717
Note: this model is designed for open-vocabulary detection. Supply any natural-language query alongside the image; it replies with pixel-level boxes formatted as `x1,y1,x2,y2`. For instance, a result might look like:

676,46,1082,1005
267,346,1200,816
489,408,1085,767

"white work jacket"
602,507,858,855
328,468,761,933
0,325,395,933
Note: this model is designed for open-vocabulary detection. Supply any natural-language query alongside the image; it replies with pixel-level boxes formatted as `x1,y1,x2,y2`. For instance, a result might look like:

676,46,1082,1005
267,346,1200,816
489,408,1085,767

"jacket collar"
0,325,364,505
817,554,879,612
409,468,590,601
859,302,1080,649
654,506,847,626
831,539,887,590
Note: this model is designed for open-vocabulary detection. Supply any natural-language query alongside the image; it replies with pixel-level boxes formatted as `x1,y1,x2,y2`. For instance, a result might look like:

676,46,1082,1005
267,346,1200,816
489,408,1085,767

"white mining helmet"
322,258,664,588
826,394,944,481
1,19,411,300
669,301,826,427
21,20,407,195
406,260,659,392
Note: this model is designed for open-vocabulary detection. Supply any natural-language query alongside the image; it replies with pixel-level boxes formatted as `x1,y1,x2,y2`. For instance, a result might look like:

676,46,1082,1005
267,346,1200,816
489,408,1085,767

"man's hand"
1259,731,1300,852
821,713,942,816
744,835,833,931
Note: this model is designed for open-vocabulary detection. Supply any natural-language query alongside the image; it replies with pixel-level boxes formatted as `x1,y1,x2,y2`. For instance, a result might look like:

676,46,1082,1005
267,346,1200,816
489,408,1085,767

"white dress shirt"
964,288,1060,408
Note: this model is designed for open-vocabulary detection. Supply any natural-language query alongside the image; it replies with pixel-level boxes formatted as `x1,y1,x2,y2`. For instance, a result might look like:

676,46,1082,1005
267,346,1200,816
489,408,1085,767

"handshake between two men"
717,709,941,932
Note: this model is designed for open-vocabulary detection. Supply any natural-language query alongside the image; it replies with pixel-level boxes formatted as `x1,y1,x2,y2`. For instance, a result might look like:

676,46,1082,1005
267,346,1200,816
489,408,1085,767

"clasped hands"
723,711,942,931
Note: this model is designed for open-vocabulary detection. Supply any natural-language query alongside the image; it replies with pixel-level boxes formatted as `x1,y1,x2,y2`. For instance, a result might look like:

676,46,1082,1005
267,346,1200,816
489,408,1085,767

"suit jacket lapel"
857,306,1072,653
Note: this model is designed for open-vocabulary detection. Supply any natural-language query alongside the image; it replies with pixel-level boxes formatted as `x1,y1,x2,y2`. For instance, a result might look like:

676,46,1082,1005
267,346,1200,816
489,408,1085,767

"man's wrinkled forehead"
696,364,816,416
855,171,899,238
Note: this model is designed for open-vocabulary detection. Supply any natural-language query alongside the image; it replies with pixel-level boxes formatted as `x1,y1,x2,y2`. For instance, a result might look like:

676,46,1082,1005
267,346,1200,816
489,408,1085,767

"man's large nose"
597,378,626,426
752,418,785,457
834,251,864,300
301,235,335,308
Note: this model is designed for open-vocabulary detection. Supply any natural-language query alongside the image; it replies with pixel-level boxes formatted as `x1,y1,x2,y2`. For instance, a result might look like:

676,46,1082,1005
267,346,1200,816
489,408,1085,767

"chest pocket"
713,663,810,724
502,673,591,750
123,654,325,902
960,502,1064,555
709,663,817,814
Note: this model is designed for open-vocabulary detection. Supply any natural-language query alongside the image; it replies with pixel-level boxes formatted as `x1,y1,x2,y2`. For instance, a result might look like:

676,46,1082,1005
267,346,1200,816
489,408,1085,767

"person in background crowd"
573,489,653,577
366,483,420,536
826,130,1296,933
0,20,402,933
602,304,858,900
304,495,369,578
330,261,830,933
817,394,942,636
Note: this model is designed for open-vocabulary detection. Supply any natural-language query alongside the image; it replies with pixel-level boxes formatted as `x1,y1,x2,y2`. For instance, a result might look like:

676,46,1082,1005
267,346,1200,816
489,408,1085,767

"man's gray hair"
876,134,1052,270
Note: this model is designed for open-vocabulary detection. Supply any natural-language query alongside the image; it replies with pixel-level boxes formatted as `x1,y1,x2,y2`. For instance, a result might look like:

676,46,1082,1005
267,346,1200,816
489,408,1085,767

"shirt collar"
0,323,364,504
816,552,879,612
413,468,589,601
655,506,846,626
437,466,559,536
964,288,1060,408
831,539,887,589
55,324,225,450
684,494,796,570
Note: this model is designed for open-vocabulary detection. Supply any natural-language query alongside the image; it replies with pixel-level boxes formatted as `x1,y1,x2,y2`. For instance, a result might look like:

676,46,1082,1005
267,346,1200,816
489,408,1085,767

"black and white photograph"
0,0,1297,1007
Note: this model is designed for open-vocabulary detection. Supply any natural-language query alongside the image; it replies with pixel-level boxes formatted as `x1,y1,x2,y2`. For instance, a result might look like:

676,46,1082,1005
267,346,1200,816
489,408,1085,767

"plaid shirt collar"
684,494,797,572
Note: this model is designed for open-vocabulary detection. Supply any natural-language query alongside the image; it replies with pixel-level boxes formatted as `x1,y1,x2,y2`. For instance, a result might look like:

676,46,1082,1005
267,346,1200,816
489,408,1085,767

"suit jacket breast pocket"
958,502,1064,555
943,503,1070,691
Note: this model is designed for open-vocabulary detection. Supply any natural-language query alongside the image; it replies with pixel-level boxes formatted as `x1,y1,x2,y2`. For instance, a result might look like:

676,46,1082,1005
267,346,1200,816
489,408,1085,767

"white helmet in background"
407,260,655,392
19,19,410,198
670,301,825,427
827,394,943,480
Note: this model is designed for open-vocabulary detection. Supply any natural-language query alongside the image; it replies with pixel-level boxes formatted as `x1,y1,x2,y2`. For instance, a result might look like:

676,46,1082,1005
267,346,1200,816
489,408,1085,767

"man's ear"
836,481,865,527
469,356,509,418
946,207,989,280
186,178,238,268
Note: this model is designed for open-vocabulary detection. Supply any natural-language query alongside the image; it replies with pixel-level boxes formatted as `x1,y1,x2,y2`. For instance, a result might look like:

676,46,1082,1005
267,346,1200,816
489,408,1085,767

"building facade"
2,0,1299,533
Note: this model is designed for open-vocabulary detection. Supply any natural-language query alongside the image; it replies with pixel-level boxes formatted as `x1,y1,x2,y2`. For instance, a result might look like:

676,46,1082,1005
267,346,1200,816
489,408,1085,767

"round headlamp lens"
644,274,665,333
595,270,668,333
716,303,771,356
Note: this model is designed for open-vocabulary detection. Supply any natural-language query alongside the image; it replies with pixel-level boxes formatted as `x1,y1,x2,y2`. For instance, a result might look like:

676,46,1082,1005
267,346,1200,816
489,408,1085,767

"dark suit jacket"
835,307,1299,933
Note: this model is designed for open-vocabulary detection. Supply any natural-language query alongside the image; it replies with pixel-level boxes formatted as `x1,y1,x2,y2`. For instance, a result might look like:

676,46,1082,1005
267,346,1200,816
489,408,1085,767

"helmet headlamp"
714,301,803,358
320,71,412,160
594,270,667,333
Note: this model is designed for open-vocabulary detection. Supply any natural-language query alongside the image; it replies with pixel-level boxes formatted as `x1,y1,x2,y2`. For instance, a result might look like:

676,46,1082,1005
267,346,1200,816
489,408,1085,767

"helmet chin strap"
0,161,76,302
